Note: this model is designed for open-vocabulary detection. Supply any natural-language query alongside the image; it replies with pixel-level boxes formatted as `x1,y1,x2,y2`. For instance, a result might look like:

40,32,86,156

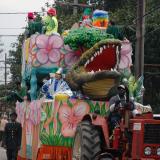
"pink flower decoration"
119,40,132,69
64,52,79,67
29,100,42,125
58,101,90,137
30,34,64,65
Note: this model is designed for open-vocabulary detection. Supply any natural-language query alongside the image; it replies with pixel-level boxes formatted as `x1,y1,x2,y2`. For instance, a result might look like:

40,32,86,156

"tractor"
72,89,160,160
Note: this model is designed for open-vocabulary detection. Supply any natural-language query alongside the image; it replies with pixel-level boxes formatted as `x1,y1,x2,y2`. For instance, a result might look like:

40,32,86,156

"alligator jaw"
74,39,121,72
66,39,121,99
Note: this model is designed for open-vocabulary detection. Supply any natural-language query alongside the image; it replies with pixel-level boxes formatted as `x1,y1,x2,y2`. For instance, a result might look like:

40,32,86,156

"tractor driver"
108,85,138,131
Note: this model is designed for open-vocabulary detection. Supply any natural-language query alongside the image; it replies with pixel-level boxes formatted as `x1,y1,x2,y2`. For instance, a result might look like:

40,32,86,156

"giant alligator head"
65,39,122,100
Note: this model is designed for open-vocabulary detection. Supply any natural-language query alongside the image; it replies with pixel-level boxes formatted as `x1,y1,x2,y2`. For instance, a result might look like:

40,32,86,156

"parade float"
16,9,159,160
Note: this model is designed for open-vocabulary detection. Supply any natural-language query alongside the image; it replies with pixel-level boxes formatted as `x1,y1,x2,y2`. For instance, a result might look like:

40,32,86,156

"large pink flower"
29,34,79,68
58,101,90,137
29,34,64,66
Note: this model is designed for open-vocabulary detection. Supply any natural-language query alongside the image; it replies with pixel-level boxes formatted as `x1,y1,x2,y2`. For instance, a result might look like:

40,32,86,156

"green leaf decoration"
64,27,114,51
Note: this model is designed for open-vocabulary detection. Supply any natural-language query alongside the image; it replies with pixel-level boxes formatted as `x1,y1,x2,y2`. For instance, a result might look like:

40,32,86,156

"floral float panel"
16,100,42,160
40,98,109,147
22,34,79,70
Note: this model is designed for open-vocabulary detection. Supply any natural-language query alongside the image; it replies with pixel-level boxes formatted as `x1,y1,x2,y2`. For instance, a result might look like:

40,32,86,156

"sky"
0,0,53,84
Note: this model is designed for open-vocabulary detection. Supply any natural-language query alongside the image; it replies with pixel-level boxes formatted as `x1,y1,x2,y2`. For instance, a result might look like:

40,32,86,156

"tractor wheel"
72,121,102,160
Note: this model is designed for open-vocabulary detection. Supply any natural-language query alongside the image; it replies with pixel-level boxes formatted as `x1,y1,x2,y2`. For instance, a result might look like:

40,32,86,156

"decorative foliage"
64,27,114,50
130,76,144,102
121,71,144,102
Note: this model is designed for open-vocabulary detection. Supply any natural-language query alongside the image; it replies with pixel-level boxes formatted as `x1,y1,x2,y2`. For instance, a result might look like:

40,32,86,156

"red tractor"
72,100,160,160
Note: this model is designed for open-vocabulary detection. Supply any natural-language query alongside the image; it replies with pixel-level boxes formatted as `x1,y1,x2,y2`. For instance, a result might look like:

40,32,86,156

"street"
0,147,7,160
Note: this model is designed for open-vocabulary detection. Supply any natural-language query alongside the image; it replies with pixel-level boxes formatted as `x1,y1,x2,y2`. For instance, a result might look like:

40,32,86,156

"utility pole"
5,53,7,86
135,0,145,78
73,0,78,14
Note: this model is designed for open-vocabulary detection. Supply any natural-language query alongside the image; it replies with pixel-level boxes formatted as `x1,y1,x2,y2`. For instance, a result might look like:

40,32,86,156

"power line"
0,35,19,37
0,12,43,15
0,28,25,30
133,5,160,24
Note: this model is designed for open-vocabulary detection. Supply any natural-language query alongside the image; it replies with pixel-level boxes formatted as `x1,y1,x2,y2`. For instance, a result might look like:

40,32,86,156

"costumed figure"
42,68,73,99
25,12,43,38
43,8,58,35
92,9,109,30
106,20,124,40
79,8,92,28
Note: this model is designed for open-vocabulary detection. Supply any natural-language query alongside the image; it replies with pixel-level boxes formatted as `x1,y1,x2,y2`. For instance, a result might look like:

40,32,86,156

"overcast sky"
0,0,47,44
0,0,53,83
0,0,49,50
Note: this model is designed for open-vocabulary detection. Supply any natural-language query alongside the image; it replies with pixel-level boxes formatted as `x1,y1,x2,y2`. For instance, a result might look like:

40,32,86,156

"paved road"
0,147,7,160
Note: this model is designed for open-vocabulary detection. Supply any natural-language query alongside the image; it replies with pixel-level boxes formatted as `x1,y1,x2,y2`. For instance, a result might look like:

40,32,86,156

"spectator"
0,114,8,147
4,111,22,160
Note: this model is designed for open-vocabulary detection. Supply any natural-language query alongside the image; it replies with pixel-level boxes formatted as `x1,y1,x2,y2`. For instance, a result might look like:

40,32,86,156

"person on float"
25,12,35,38
42,8,59,35
41,68,73,99
25,12,43,38
106,20,124,40
0,79,27,103
79,8,92,28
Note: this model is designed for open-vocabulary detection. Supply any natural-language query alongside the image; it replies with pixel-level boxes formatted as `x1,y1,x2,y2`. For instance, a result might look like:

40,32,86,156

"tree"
104,0,126,11
8,34,25,82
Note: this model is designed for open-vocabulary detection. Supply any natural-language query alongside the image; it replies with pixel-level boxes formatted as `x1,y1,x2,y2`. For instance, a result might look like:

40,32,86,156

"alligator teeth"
85,60,89,67
97,51,100,55
111,68,113,71
91,57,94,62
94,52,97,57
99,69,101,71
107,44,110,48
103,45,106,49
112,44,115,48
100,47,103,53
91,70,94,74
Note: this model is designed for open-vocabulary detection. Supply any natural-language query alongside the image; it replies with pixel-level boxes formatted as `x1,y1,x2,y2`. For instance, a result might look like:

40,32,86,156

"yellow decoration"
25,38,30,63
62,30,69,37
55,93,69,101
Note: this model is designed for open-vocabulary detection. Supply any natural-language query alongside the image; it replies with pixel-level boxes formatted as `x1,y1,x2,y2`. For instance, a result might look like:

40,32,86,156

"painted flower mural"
58,101,90,137
28,34,79,68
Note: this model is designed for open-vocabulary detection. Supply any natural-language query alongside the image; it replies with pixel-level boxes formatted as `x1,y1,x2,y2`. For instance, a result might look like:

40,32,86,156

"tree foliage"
8,34,24,82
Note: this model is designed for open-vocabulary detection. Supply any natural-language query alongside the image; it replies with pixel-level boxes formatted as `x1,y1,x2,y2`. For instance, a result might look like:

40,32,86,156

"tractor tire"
72,121,102,160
